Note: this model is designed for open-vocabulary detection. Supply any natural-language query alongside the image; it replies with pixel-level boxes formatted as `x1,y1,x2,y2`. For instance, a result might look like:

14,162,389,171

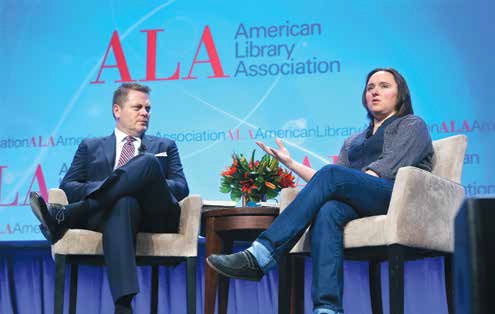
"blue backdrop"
1,0,494,313
1,0,494,241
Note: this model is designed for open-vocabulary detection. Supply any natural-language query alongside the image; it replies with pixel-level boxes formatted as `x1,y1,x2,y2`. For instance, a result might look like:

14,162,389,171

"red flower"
221,166,236,177
279,171,296,188
241,180,257,193
241,185,250,193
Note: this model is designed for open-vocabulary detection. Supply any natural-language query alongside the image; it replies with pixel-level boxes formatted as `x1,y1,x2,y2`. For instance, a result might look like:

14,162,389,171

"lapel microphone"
138,143,147,154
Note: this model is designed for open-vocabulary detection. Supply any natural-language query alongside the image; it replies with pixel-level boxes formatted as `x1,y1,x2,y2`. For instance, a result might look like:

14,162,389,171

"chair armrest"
48,188,69,205
280,187,299,212
385,166,465,252
178,195,203,239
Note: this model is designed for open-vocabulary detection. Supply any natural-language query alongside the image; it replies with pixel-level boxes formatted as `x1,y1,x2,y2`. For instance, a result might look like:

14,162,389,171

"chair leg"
388,245,405,314
186,257,197,314
69,263,78,314
369,261,383,314
291,255,305,314
218,241,233,314
278,255,291,314
150,265,159,314
54,254,66,314
444,254,455,314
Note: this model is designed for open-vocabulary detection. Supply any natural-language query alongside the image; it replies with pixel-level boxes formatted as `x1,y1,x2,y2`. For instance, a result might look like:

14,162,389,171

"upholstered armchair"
277,134,467,314
48,189,202,314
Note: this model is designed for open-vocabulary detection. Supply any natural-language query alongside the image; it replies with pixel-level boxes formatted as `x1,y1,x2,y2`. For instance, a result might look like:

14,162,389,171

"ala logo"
91,26,229,84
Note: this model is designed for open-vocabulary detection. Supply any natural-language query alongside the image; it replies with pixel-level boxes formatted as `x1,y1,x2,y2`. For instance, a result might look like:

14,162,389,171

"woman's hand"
256,138,293,168
365,169,380,177
257,138,316,182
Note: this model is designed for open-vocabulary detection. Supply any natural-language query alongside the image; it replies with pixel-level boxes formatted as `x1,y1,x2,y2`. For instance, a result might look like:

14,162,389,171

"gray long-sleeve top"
336,114,433,180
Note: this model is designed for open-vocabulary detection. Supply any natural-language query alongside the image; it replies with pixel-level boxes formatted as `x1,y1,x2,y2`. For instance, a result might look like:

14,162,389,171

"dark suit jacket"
60,133,189,205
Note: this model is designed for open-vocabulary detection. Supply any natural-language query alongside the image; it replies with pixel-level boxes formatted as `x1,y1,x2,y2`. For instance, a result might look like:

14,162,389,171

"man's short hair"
112,83,151,118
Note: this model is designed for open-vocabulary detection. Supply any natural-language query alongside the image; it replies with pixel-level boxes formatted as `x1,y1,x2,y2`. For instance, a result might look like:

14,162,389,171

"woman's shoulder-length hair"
361,67,414,121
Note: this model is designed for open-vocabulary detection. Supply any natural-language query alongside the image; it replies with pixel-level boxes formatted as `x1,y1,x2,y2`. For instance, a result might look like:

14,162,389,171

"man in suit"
29,83,189,314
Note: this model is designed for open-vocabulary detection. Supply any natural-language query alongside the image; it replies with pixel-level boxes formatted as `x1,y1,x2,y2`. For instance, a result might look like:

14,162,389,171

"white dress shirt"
114,128,142,170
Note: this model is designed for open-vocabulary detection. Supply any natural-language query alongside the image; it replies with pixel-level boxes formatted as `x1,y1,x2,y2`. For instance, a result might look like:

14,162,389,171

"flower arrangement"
220,149,296,203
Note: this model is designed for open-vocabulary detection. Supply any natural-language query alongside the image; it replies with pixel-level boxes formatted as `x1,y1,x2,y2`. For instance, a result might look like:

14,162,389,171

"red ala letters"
0,165,48,207
91,26,229,84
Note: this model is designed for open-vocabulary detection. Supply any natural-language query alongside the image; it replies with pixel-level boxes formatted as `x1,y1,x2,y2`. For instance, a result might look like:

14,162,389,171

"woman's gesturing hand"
256,138,293,168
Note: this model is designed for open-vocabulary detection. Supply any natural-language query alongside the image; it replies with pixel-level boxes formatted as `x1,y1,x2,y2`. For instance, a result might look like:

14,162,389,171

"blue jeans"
247,165,394,313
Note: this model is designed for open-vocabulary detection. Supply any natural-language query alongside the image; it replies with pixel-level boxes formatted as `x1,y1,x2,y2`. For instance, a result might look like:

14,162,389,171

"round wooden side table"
202,206,279,314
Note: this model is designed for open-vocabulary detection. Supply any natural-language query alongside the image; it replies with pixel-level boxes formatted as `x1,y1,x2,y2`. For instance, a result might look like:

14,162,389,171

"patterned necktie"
117,136,136,168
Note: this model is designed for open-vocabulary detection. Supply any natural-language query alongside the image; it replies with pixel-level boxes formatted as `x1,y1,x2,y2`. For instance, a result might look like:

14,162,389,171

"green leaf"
266,190,278,199
219,185,231,193
230,189,242,201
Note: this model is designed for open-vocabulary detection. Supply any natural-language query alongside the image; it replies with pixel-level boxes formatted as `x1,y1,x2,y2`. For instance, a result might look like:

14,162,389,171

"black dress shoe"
29,192,68,244
206,250,264,281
